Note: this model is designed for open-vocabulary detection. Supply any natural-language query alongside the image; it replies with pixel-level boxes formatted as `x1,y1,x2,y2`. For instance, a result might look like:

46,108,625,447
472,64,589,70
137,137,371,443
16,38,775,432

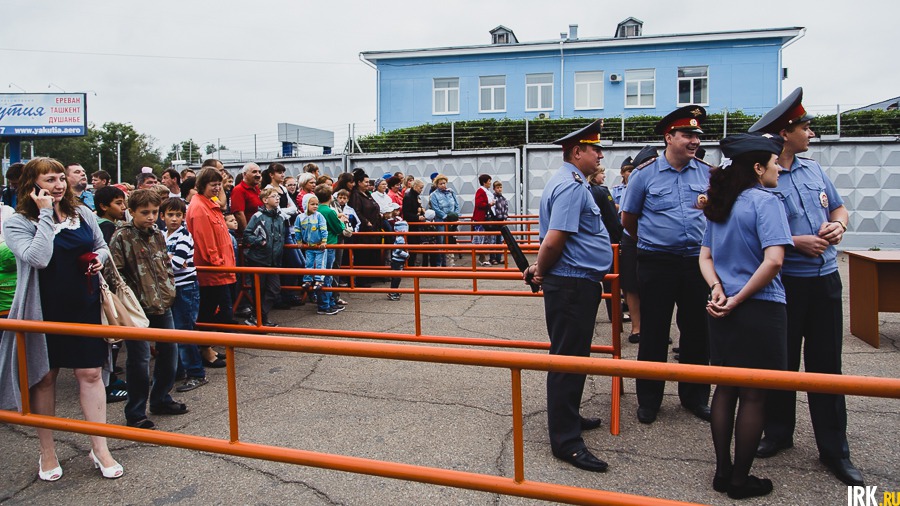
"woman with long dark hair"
0,157,123,480
348,169,382,286
698,133,792,499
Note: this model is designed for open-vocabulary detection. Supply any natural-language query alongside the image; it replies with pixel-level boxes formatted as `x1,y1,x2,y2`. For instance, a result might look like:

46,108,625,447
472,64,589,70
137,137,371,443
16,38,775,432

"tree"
205,143,227,155
10,122,162,183
164,140,201,166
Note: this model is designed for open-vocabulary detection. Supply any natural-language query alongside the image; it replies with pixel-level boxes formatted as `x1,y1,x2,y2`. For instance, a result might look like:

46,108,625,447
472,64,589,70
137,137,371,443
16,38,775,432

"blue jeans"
125,309,178,423
318,248,336,309
304,248,325,283
173,281,204,379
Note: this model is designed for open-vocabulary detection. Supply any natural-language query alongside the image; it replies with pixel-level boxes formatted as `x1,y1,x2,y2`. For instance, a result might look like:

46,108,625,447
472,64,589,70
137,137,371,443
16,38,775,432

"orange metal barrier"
207,265,624,434
2,320,899,505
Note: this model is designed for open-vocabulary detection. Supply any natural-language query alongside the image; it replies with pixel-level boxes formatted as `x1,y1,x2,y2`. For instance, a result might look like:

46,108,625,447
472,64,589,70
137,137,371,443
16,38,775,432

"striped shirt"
165,225,197,286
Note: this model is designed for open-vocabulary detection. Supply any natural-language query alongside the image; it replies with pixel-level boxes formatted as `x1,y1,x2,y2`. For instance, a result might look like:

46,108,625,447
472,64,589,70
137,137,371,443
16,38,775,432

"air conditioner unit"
609,74,622,83
537,112,547,119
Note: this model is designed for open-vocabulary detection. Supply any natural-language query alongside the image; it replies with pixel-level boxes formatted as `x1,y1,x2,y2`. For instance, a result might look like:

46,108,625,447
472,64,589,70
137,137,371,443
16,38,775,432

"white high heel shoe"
89,450,123,479
38,455,62,482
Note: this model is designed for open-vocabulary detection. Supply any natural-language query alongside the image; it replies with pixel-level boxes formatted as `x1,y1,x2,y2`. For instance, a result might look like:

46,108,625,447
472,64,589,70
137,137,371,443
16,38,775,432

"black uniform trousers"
635,251,710,410
763,271,849,460
543,274,604,456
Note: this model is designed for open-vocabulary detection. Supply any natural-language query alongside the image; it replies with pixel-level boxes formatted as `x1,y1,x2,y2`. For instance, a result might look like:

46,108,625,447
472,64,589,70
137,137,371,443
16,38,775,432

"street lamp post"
116,132,122,183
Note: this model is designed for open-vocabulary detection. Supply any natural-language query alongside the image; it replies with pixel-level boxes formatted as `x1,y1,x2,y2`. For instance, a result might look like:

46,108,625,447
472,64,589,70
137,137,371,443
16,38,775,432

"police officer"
748,88,863,486
620,106,712,424
524,119,612,472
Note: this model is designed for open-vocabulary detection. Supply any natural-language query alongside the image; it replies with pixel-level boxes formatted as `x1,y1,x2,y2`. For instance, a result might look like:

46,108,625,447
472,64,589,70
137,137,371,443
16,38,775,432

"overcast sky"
2,0,896,157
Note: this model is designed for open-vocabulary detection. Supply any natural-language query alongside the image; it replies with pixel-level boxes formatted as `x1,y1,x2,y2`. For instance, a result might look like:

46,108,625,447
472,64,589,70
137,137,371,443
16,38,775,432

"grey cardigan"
0,206,109,411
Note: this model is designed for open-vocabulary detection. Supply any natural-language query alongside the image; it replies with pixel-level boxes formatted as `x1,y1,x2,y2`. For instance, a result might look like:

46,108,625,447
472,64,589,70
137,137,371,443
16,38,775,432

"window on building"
433,78,459,115
479,75,506,113
574,71,604,110
526,73,553,111
678,66,709,105
625,69,655,108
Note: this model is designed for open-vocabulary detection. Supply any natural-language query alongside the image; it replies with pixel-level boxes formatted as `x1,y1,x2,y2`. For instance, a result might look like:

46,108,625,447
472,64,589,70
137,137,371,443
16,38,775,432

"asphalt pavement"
1,253,898,505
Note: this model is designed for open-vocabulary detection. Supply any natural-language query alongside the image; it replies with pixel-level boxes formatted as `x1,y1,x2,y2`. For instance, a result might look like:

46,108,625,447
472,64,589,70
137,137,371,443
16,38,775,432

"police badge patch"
571,172,583,183
819,191,828,208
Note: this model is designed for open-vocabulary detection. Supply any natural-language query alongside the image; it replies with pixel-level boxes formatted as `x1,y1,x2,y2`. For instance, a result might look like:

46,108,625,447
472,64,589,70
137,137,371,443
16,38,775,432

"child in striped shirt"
161,197,207,393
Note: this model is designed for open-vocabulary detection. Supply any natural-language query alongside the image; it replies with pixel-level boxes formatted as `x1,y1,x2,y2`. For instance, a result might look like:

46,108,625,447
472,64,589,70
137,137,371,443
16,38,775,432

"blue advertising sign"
0,93,88,137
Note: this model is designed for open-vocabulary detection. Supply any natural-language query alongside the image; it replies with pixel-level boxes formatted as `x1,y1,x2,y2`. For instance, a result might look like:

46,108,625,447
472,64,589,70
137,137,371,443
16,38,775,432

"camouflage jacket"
109,222,176,315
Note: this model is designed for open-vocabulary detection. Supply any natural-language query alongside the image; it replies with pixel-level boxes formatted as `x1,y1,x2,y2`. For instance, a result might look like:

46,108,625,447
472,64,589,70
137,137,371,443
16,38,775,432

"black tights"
711,385,767,486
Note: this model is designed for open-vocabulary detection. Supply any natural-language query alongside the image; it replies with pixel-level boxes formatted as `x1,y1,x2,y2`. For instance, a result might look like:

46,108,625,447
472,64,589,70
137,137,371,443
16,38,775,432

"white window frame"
624,69,655,108
677,66,709,106
574,71,604,110
479,75,506,113
525,73,554,111
433,77,459,115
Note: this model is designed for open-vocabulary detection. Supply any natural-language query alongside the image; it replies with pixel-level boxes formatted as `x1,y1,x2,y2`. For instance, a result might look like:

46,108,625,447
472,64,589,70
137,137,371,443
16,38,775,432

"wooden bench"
847,250,900,348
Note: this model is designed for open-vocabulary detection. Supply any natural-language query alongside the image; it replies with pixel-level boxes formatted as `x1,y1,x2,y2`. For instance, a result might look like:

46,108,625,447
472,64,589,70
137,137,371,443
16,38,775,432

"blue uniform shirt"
611,184,626,206
772,156,843,277
539,162,612,282
702,186,793,304
620,153,711,256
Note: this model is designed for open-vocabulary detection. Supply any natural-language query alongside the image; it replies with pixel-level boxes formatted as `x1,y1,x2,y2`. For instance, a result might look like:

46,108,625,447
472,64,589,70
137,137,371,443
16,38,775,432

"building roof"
361,26,804,62
844,96,900,113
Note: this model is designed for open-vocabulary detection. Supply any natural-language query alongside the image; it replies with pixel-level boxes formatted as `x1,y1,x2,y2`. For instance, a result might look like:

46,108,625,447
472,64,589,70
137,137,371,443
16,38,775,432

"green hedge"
357,110,900,153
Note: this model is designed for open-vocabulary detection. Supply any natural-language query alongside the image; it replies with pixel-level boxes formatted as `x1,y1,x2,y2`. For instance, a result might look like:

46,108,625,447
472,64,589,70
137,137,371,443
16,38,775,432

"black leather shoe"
727,475,773,499
637,406,658,424
685,404,712,422
627,333,640,344
820,457,864,486
556,448,608,473
756,437,793,458
580,417,602,431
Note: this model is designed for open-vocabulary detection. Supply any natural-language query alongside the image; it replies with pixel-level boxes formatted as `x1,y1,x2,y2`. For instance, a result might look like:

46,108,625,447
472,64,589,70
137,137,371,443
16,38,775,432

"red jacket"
186,194,236,287
472,186,492,222
230,180,262,225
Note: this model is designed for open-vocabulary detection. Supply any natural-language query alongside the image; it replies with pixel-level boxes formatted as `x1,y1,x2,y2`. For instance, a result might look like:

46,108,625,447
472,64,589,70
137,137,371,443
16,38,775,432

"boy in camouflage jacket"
109,189,184,429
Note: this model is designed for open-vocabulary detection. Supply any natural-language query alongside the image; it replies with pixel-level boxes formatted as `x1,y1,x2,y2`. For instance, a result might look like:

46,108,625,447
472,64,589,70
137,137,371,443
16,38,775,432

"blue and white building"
361,18,804,132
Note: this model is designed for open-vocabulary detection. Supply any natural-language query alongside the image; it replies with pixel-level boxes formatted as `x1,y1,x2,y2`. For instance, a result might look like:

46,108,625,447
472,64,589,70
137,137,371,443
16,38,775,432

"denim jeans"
318,248,336,310
304,248,325,283
125,309,178,423
172,281,204,379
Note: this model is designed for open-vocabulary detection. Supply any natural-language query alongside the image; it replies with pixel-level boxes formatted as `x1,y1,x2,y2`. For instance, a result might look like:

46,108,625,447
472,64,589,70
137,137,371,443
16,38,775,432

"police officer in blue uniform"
524,119,613,472
620,106,712,424
748,88,863,486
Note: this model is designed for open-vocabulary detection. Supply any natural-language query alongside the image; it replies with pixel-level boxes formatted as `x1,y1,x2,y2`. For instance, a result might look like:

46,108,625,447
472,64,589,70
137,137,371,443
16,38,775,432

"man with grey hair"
230,162,262,233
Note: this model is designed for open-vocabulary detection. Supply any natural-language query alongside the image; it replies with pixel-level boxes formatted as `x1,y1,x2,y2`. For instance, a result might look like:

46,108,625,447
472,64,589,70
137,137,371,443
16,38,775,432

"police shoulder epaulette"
634,156,658,170
571,171,584,184
694,157,712,168
797,156,814,161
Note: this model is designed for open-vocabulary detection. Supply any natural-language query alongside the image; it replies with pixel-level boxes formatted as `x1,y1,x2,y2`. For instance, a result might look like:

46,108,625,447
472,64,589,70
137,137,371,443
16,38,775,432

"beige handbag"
98,268,149,342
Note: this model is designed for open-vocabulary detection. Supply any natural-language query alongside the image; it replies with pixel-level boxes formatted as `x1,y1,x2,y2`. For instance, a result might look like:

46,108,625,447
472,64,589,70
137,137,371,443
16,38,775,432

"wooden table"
847,250,900,348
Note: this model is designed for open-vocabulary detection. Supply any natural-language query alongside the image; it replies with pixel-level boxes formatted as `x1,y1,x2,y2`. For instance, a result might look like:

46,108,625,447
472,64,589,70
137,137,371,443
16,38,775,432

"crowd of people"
0,88,863,499
0,156,510,483
529,87,861,499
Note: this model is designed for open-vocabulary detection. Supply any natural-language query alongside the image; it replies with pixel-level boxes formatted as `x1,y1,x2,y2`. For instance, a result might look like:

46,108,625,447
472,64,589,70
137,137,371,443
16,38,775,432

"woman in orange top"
185,168,236,328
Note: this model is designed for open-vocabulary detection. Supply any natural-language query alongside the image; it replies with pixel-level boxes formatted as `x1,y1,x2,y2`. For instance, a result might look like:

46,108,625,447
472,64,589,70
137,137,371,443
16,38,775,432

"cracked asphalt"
1,253,898,505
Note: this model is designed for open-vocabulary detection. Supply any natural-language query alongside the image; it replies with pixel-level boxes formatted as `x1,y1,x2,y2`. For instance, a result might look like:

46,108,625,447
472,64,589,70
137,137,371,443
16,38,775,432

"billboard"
0,93,88,137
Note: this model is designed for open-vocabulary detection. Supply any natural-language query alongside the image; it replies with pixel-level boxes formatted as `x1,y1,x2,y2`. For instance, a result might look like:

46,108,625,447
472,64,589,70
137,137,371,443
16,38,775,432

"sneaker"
176,377,209,393
335,298,348,306
243,317,258,326
317,306,340,315
387,293,400,301
262,320,280,327
234,306,253,318
337,282,350,288
329,305,345,313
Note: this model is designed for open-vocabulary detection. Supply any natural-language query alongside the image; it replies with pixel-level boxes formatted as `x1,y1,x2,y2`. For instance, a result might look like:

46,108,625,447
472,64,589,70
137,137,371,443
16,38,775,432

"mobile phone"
34,184,43,195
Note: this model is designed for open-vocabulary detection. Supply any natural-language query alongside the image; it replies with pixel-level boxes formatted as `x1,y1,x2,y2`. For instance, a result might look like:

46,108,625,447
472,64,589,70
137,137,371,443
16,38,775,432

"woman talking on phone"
0,157,123,481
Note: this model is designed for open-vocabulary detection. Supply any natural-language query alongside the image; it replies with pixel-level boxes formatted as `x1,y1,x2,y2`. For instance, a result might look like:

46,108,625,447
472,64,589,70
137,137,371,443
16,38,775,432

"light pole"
116,132,122,184
47,83,67,92
7,83,26,92
96,140,102,172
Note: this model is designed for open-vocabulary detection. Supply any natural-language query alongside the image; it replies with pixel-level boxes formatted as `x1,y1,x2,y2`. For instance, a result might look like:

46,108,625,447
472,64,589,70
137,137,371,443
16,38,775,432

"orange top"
185,194,237,286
